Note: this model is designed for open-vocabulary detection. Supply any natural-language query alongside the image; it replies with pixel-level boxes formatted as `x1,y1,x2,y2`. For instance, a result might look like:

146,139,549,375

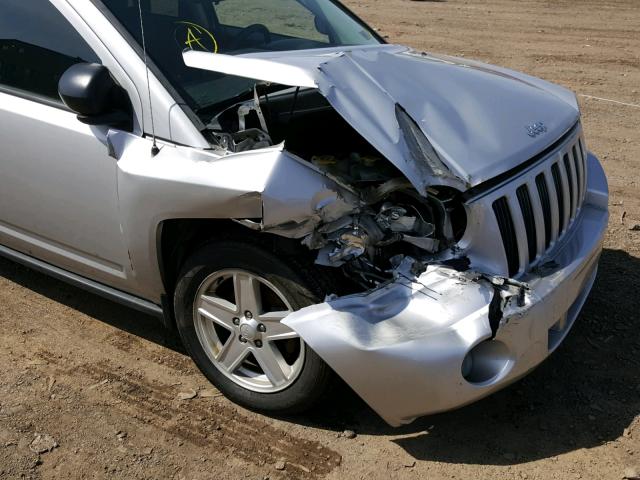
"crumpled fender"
105,130,360,300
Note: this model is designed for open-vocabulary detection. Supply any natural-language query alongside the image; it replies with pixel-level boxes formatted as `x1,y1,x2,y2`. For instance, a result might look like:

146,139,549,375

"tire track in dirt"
104,330,195,374
36,350,341,479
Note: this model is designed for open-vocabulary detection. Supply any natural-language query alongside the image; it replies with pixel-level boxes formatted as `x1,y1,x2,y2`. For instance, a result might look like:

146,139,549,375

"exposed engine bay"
205,85,467,290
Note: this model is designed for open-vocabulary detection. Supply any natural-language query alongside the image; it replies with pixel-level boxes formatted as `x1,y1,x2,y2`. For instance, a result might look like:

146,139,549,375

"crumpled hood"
184,44,580,192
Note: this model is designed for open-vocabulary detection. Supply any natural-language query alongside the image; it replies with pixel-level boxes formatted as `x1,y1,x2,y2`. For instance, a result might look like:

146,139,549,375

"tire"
173,239,334,414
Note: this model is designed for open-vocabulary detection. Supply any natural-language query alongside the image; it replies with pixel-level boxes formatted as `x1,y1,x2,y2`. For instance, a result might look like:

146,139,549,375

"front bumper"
284,152,609,426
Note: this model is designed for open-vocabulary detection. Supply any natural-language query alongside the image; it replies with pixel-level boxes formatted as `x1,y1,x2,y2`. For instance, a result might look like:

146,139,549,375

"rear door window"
0,0,100,102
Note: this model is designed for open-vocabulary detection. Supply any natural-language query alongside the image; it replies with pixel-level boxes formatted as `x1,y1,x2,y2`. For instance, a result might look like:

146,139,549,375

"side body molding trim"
0,243,164,317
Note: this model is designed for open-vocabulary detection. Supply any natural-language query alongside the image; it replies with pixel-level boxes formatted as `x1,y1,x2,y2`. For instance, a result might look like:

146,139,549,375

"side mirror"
58,63,131,129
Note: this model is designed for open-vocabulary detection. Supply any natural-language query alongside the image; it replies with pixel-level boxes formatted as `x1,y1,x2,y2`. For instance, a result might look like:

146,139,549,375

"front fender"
108,131,358,301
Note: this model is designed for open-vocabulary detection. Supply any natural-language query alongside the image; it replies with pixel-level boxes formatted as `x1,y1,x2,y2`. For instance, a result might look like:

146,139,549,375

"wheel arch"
156,218,311,300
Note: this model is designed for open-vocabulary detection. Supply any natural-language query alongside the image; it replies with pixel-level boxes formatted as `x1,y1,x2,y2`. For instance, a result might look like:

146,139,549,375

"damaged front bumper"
283,153,608,426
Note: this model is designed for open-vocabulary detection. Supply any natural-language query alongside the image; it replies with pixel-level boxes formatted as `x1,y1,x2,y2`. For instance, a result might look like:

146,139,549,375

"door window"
0,0,100,102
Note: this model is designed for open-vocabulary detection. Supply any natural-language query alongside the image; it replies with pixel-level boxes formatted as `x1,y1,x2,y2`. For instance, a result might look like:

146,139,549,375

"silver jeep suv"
0,0,609,426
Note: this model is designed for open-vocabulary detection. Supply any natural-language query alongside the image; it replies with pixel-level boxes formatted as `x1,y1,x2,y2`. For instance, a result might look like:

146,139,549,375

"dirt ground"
1,0,639,478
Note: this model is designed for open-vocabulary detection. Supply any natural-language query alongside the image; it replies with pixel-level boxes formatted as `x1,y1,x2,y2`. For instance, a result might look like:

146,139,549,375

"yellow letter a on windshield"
185,27,207,51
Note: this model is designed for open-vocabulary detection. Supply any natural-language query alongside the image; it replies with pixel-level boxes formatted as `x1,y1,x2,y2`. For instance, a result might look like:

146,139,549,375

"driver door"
0,0,131,289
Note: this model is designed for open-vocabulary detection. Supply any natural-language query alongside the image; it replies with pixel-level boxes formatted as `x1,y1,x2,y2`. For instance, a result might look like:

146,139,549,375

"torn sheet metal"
183,44,580,191
478,274,529,338
259,152,362,238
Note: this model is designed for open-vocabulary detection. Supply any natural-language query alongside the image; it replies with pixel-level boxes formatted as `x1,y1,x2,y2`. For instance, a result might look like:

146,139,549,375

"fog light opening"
461,353,474,378
462,340,512,385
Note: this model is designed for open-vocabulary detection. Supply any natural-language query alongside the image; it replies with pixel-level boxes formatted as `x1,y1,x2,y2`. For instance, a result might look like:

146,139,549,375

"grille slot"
493,197,520,277
551,163,566,234
516,185,537,263
535,173,552,248
579,139,587,201
572,145,582,204
563,154,576,219
490,129,587,276
576,141,588,204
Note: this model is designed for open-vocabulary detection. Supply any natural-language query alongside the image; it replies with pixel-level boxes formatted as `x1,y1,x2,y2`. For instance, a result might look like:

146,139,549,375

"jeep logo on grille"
526,122,548,138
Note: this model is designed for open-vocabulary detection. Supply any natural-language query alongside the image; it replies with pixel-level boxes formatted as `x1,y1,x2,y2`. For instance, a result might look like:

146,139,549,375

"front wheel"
173,241,333,414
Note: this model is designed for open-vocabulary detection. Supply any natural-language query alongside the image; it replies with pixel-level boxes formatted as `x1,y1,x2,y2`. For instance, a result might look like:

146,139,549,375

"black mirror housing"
58,63,132,129
59,63,114,116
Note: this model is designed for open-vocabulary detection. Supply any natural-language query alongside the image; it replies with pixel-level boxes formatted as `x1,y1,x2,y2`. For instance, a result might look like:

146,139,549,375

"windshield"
99,0,381,122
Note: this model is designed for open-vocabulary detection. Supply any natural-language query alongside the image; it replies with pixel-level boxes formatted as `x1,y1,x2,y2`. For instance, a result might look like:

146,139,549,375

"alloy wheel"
193,269,305,393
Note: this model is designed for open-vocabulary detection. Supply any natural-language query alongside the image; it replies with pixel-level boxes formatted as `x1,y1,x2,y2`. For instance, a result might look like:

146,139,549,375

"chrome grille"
492,131,587,276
